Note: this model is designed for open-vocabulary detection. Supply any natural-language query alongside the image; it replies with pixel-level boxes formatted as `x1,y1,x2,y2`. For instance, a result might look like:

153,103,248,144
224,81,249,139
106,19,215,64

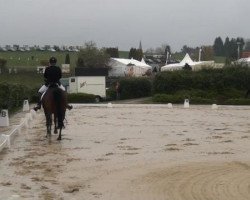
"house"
242,51,250,58
109,58,152,77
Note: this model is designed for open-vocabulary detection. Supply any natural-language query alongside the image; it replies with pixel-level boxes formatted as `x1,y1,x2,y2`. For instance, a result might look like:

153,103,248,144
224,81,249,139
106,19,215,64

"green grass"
0,51,79,69
214,56,226,63
119,51,129,59
171,52,185,61
0,50,130,90
0,72,43,88
0,50,130,69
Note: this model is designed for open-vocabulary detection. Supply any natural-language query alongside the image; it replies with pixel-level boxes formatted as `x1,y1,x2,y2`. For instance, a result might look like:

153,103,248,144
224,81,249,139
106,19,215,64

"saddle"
41,83,60,100
47,82,60,88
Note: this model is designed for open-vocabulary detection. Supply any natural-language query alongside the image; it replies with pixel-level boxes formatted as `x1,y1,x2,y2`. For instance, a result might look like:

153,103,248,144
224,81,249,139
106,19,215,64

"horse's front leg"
53,114,58,134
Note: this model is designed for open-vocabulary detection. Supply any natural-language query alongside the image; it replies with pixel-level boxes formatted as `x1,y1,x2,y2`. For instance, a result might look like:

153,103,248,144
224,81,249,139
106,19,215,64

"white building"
109,58,152,77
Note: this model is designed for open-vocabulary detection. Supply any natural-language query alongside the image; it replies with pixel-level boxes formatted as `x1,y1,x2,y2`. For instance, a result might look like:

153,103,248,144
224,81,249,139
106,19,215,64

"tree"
223,37,245,60
0,58,7,72
224,37,230,57
65,53,70,64
76,41,110,68
213,37,224,56
53,45,60,51
145,44,171,55
129,48,137,59
244,39,250,51
237,37,245,54
137,49,143,61
201,46,214,61
105,47,119,58
229,38,238,60
164,45,171,55
144,48,154,55
128,48,143,61
181,45,199,56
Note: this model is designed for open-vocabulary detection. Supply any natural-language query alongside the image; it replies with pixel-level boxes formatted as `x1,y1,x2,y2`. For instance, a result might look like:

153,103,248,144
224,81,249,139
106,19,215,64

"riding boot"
33,101,41,111
33,93,42,111
66,104,73,110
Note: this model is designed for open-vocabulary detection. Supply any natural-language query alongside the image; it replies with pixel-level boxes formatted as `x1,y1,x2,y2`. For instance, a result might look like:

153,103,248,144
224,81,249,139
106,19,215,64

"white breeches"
38,84,65,99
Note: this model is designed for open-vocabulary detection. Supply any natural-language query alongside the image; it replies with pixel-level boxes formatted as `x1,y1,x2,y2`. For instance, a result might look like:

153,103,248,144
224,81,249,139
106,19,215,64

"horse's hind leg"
45,114,52,137
57,113,65,140
54,115,58,134
57,128,62,140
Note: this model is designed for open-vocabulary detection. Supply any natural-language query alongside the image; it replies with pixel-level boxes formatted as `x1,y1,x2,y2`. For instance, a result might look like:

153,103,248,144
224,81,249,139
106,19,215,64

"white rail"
0,109,37,153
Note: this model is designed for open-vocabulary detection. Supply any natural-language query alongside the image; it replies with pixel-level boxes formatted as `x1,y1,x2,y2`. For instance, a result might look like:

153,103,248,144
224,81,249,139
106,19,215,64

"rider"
33,57,72,111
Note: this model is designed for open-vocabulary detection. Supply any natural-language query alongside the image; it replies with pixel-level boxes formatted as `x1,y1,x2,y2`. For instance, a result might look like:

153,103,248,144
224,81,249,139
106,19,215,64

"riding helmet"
49,57,57,64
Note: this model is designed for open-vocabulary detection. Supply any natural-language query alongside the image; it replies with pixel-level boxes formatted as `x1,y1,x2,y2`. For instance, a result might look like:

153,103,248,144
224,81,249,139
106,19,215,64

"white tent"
109,58,152,77
141,57,146,64
235,57,250,66
161,53,202,71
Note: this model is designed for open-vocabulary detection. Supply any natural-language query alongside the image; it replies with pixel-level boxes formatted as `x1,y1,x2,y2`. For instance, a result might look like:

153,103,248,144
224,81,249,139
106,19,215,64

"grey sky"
0,0,249,51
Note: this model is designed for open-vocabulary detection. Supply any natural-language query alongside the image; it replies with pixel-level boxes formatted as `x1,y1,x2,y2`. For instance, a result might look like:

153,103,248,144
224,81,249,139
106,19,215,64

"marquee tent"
109,58,152,77
235,57,250,66
161,54,202,71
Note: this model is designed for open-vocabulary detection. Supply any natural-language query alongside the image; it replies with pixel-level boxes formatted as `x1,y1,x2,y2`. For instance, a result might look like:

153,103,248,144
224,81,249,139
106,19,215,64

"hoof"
57,137,61,141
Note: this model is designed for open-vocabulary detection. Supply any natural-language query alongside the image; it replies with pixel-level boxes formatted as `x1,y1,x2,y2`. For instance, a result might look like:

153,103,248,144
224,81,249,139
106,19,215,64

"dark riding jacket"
44,65,62,86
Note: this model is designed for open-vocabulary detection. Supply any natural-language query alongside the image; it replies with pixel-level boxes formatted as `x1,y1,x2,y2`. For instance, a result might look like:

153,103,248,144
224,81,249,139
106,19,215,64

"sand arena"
0,104,250,200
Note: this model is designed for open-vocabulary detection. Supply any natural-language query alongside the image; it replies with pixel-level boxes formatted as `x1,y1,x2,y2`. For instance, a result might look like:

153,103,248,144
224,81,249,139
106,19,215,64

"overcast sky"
0,0,249,51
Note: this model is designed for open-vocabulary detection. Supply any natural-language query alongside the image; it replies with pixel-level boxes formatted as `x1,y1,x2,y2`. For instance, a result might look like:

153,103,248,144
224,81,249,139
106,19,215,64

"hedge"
67,93,96,103
0,83,31,111
119,77,152,99
152,88,249,104
152,66,250,104
153,66,250,94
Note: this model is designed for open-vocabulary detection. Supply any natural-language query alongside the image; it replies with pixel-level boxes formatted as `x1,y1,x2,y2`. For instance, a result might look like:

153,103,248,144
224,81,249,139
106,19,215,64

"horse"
42,84,66,140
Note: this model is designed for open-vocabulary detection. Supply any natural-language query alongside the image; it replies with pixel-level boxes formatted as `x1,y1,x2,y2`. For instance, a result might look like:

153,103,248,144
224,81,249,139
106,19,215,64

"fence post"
184,99,190,108
23,100,30,112
0,109,9,127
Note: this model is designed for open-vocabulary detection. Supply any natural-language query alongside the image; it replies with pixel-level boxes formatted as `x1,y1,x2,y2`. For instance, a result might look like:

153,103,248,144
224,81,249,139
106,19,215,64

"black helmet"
49,57,57,64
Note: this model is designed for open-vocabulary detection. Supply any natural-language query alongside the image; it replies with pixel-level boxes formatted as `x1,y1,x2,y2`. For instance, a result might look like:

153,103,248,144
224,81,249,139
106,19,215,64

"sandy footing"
0,105,250,200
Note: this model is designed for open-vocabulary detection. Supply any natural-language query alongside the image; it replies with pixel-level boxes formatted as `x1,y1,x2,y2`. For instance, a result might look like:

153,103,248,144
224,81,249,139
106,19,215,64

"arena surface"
0,104,250,200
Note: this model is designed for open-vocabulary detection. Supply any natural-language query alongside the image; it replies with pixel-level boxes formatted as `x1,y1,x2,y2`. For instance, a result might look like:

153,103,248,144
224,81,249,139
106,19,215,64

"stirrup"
67,105,73,110
33,104,41,111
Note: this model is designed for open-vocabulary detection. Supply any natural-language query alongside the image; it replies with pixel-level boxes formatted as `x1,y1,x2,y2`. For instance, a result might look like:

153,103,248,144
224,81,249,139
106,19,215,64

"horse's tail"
53,88,64,128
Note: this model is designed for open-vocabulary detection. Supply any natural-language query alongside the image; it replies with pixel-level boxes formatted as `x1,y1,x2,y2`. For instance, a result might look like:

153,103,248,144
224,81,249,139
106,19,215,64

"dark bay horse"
42,85,66,140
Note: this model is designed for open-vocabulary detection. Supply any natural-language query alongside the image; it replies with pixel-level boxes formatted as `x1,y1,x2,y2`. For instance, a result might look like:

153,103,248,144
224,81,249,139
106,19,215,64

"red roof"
242,51,250,58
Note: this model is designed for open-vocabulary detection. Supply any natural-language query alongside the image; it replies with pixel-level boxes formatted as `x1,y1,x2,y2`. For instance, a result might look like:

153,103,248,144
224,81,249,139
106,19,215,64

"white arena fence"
0,108,37,153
